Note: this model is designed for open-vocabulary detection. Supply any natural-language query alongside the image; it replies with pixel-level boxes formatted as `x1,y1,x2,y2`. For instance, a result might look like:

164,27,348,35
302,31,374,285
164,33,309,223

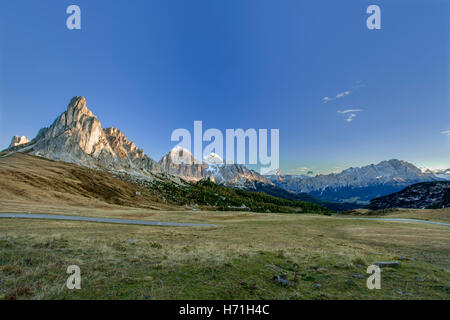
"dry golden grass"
340,208,450,222
0,210,449,300
0,153,176,211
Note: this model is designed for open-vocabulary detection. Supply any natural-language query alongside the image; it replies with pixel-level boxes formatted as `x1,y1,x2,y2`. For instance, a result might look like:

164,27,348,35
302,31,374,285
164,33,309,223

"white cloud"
322,90,352,103
337,109,362,114
337,109,362,122
441,130,450,136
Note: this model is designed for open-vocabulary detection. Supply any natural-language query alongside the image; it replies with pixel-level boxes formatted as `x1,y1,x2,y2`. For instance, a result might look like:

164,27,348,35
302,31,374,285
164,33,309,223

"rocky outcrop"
6,96,160,176
9,136,29,148
368,181,450,209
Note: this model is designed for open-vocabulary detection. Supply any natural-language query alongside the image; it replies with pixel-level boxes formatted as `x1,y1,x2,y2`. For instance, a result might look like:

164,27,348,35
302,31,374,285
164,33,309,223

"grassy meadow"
0,208,449,300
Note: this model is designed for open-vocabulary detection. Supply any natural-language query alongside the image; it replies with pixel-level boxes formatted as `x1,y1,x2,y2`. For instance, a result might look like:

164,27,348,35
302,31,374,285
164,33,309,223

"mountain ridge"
266,159,441,204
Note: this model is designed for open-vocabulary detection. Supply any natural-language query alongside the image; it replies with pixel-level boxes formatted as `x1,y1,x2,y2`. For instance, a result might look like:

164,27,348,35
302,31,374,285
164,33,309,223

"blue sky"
0,0,449,173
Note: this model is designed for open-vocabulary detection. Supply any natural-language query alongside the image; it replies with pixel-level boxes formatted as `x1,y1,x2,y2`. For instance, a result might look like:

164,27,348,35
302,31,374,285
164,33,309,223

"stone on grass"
375,261,400,267
273,274,294,287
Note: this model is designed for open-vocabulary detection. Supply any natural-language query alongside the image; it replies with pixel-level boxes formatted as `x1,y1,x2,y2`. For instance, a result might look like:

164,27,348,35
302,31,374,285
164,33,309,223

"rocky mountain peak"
103,127,143,160
160,147,205,180
6,97,160,176
165,146,196,165
204,152,224,165
9,136,30,148
68,96,90,112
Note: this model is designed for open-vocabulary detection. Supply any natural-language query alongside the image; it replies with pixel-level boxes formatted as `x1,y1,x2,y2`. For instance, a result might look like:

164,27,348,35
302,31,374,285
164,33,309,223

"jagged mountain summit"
159,146,207,181
159,147,271,188
266,159,440,204
4,97,161,176
204,152,224,165
9,136,29,148
368,181,450,209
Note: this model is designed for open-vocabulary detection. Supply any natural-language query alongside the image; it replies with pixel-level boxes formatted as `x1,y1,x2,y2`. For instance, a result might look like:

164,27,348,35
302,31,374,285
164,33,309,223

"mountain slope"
0,153,170,210
368,181,450,209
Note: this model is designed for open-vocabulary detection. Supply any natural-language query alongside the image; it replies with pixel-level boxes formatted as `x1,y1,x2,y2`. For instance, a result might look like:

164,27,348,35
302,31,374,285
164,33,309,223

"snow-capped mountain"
266,160,441,204
368,181,450,209
159,147,270,188
204,152,224,165
4,96,161,176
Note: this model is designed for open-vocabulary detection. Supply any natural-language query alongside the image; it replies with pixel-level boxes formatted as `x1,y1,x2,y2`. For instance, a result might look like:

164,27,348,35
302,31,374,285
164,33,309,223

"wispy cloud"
322,81,365,103
337,109,362,114
285,167,314,175
337,109,362,122
441,130,450,136
322,90,352,103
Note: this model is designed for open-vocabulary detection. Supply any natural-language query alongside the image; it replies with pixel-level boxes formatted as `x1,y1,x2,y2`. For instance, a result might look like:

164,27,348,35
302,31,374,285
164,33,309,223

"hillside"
0,153,171,210
0,153,330,214
368,181,450,210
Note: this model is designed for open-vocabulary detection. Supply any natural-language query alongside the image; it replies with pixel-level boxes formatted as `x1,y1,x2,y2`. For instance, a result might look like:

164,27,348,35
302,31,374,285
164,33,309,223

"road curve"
0,213,220,227
344,217,450,227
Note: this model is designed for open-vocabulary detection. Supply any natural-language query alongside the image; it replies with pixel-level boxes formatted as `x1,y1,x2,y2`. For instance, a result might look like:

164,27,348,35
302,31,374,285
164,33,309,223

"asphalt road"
344,217,450,227
0,213,220,227
0,213,448,227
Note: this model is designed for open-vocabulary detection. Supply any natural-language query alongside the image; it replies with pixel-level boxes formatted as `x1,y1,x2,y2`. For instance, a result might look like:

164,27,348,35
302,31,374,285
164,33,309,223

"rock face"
7,97,160,175
266,160,440,204
159,147,270,188
9,136,29,148
368,181,450,209
160,147,208,181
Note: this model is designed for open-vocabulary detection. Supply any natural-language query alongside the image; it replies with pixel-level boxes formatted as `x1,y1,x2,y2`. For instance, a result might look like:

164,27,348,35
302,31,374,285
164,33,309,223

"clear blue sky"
0,0,449,173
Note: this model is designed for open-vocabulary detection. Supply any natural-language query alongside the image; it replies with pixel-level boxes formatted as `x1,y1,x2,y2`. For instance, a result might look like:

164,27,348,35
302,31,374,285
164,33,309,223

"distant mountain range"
368,181,450,210
3,96,448,209
265,161,445,204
